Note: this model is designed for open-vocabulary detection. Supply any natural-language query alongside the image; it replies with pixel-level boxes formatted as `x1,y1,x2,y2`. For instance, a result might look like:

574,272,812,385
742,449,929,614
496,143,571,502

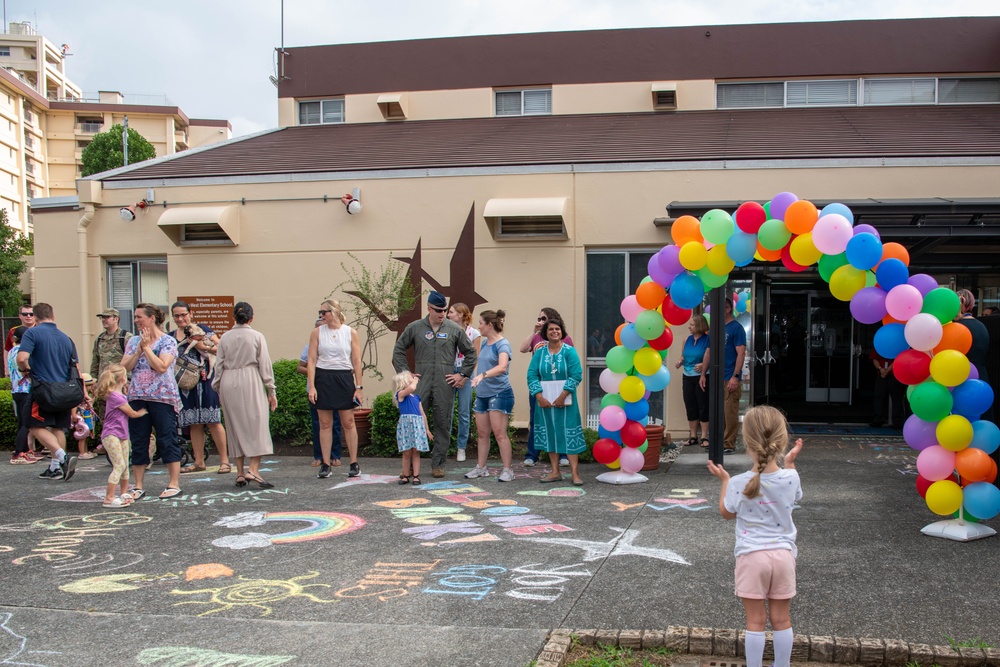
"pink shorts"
734,548,796,600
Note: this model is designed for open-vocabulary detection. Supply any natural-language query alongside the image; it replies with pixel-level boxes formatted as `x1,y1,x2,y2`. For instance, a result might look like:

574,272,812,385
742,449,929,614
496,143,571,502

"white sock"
773,627,793,667
54,448,66,463
745,630,766,667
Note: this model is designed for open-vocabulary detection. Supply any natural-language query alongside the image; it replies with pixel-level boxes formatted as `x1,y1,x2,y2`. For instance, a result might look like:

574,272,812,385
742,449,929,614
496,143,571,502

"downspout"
78,203,95,357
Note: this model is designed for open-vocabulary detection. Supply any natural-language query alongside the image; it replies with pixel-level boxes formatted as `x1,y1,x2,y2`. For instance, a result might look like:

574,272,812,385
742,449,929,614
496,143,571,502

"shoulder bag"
174,337,203,391
33,361,85,412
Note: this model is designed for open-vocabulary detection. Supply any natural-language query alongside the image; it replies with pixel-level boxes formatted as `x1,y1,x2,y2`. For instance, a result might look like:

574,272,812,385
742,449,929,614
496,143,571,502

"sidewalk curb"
534,627,1000,667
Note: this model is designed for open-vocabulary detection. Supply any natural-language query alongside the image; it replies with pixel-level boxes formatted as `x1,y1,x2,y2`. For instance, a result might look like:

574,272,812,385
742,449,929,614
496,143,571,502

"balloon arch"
593,192,1000,537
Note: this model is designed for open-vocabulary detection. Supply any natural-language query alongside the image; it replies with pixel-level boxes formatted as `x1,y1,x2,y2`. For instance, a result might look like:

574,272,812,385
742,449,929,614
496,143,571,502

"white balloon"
599,368,627,394
904,312,944,352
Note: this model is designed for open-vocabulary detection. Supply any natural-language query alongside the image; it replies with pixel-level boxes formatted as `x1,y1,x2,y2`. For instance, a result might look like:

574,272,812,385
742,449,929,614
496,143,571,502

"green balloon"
921,288,961,324
758,218,792,251
601,394,626,409
698,266,729,288
634,309,666,340
909,380,954,422
865,270,877,287
818,252,849,282
637,441,649,453
605,345,636,374
700,209,735,245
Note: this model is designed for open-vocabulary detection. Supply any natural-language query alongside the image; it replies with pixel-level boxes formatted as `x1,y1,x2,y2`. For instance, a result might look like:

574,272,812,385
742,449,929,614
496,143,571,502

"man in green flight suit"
393,291,477,478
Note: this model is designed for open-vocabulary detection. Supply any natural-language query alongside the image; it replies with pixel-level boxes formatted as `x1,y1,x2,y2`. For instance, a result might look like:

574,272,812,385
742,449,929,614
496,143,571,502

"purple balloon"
968,365,979,381
853,224,881,239
647,253,677,289
903,414,939,451
770,192,799,221
657,244,684,276
850,287,888,325
907,273,939,297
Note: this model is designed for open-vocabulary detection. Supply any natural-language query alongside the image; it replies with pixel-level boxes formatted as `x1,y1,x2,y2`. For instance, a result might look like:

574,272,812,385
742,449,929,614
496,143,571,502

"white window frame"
298,98,345,125
0,47,10,57
785,79,859,107
494,88,552,117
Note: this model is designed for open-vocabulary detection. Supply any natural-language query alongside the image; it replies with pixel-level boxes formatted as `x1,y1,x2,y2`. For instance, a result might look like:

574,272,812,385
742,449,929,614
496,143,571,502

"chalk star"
520,527,690,565
330,474,400,489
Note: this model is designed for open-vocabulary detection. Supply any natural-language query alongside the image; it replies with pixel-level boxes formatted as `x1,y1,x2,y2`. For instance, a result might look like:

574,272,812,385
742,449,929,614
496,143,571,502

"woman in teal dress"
527,318,586,485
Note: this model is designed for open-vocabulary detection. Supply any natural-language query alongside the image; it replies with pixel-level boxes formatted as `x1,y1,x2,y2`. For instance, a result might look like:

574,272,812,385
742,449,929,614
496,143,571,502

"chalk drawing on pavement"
1,611,50,666
136,646,295,667
520,527,690,565
171,571,335,617
60,564,234,594
211,511,366,550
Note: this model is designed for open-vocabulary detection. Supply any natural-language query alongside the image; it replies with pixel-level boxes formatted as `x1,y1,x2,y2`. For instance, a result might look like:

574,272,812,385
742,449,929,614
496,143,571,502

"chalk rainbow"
263,511,366,544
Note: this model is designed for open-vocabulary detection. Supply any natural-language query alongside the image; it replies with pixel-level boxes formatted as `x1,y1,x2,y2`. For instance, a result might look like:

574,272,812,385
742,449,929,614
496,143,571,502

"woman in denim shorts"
464,309,516,482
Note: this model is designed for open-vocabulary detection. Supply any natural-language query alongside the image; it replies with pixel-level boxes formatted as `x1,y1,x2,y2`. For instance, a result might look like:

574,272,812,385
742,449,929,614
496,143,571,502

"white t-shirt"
724,468,802,558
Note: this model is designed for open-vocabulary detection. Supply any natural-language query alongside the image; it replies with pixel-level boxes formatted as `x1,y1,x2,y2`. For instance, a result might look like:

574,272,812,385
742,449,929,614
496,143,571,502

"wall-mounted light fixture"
341,187,362,215
119,199,150,222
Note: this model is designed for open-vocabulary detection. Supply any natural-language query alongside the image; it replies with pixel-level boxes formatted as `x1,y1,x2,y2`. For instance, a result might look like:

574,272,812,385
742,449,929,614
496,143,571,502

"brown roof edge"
189,118,232,129
0,68,51,107
48,101,191,125
278,17,1000,98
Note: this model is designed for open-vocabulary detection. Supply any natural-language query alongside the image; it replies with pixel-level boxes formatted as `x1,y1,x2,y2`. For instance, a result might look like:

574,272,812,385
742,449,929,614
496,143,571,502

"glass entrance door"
806,293,855,403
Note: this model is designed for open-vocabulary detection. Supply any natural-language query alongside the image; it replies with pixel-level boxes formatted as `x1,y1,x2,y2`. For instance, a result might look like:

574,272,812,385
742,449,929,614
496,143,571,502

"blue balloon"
820,202,854,224
638,366,670,392
845,233,883,271
726,229,758,266
951,379,994,420
962,482,1000,521
598,425,623,443
623,398,650,422
669,271,705,309
873,323,909,359
970,420,1000,455
620,323,646,351
875,258,909,292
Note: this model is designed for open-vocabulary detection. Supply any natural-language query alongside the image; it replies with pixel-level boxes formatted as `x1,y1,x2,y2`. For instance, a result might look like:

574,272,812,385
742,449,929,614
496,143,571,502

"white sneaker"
523,458,535,467
498,468,515,482
456,449,466,462
464,465,489,479
559,458,570,467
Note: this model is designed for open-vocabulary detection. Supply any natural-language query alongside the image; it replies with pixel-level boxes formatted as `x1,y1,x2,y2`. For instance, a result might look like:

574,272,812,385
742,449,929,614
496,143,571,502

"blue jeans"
454,364,472,449
129,400,181,465
525,394,539,462
311,403,342,461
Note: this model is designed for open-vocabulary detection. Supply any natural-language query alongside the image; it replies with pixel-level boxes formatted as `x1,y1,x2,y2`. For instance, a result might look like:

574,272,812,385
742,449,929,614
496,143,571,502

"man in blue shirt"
700,298,747,454
15,303,79,481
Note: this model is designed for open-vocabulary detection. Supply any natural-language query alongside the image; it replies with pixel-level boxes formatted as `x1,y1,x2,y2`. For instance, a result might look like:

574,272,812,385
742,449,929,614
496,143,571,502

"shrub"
270,359,311,445
0,377,11,391
580,427,598,464
0,390,16,447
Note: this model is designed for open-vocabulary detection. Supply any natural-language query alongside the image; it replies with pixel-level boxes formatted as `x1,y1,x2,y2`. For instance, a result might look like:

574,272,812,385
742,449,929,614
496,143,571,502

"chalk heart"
517,488,585,497
185,563,234,581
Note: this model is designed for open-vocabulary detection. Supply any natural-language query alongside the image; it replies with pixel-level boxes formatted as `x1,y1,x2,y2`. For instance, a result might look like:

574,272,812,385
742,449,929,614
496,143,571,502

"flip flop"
217,463,232,474
158,487,183,499
180,464,206,474
128,489,146,501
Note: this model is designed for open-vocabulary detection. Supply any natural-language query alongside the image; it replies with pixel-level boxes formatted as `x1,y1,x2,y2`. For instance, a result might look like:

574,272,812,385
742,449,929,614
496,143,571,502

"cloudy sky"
8,0,997,136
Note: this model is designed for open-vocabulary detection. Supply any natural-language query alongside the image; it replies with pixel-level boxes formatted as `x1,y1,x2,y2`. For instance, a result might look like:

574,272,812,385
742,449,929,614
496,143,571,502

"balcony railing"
78,122,102,133
23,109,34,125
23,135,34,150
25,162,34,175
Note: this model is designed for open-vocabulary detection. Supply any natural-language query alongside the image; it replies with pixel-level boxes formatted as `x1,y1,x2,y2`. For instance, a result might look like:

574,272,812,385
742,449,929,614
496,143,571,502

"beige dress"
211,324,275,457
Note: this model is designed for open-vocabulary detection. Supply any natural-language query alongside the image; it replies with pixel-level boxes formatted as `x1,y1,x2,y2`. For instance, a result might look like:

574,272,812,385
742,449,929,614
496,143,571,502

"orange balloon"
882,313,905,325
636,281,666,310
756,242,782,261
956,448,992,482
878,242,910,267
934,322,973,355
614,323,625,346
671,215,704,246
985,458,998,484
784,200,819,235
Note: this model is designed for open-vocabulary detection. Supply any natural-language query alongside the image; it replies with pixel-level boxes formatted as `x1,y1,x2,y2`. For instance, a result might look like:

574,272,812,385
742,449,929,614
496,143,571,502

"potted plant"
333,252,419,445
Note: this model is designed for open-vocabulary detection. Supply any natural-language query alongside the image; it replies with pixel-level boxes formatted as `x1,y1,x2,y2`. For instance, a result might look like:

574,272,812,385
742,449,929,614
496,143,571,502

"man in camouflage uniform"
90,308,132,446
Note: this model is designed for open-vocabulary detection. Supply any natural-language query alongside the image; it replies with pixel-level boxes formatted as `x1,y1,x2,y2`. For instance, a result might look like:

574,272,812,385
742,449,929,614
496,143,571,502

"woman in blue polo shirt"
676,314,710,447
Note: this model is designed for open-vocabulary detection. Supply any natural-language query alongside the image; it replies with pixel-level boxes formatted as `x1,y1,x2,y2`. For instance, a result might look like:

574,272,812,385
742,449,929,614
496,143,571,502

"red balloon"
893,349,932,385
780,243,808,272
647,328,674,351
620,420,648,448
736,201,766,234
592,438,622,465
916,474,933,498
662,295,692,326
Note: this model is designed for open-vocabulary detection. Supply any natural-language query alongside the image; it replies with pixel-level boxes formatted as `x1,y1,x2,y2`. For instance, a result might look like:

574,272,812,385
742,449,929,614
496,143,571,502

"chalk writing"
612,502,645,512
137,646,295,667
505,562,592,602
517,488,586,497
171,571,335,617
12,512,152,566
150,489,291,507
424,565,505,601
52,551,145,574
335,560,442,601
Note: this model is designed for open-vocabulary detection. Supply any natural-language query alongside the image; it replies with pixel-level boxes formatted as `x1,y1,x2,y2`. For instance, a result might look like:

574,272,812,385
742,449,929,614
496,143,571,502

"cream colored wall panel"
277,98,296,127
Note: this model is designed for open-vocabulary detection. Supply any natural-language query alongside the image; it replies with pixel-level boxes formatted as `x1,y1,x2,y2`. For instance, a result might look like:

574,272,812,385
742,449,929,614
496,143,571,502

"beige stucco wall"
189,124,232,149
30,161,1000,435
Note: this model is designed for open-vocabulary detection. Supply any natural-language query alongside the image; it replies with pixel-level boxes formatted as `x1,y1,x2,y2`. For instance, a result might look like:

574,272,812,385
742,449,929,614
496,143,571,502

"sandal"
245,472,274,489
411,475,421,486
217,463,232,474
310,460,322,467
180,464,206,474
128,489,146,501
700,438,710,449
158,487,183,499
331,459,342,467
235,476,247,487
398,474,411,485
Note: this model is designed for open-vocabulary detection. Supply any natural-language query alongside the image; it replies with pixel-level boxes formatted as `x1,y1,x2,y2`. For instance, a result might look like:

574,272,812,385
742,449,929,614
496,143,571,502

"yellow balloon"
936,414,974,452
619,376,646,402
929,349,971,388
925,479,963,516
706,244,736,276
606,459,621,470
829,265,866,302
678,241,708,271
633,347,663,376
789,233,823,266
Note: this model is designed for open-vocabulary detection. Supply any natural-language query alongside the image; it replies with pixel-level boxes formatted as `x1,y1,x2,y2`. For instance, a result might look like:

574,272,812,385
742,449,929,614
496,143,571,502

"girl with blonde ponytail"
707,405,803,667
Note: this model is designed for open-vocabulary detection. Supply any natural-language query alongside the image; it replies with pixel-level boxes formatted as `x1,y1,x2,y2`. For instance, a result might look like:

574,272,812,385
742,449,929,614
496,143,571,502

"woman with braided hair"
707,405,804,667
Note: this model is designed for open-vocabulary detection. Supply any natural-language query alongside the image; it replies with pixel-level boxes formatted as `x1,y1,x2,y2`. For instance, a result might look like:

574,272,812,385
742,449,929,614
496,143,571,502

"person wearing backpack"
91,308,133,454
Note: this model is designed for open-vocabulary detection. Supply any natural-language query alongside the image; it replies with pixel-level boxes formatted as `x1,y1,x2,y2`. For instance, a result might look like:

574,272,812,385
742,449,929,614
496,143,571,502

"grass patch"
562,639,675,667
945,636,994,650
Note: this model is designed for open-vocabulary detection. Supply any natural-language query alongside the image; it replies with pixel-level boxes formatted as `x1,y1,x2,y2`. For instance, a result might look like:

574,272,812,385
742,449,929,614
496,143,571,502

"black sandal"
398,474,411,485
700,438,710,449
245,471,274,489
411,475,421,486
235,476,247,487
687,437,698,447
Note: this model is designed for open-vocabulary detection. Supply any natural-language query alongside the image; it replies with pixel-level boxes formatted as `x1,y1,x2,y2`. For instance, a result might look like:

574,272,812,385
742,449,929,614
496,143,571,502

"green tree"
80,124,156,177
0,209,30,314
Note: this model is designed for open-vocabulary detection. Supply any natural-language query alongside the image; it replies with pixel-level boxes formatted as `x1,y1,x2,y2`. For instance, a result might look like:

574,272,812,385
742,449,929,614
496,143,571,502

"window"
585,250,665,428
298,98,344,125
786,79,858,107
939,77,1000,104
863,78,936,105
717,82,784,109
0,48,9,57
495,88,552,116
106,259,169,332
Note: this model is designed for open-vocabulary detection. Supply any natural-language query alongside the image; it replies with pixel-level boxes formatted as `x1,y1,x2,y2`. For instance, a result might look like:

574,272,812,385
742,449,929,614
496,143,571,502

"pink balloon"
619,447,645,474
904,313,944,353
812,214,854,255
599,405,627,431
884,284,923,321
619,295,643,323
916,445,957,482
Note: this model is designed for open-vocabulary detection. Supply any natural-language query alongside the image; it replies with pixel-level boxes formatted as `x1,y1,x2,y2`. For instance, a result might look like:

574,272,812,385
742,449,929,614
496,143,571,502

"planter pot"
641,424,664,472
354,408,372,446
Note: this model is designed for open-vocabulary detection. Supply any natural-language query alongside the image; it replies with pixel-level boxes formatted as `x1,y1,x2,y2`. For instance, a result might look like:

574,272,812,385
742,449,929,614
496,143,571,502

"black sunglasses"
428,306,447,313
21,312,33,316
318,309,332,316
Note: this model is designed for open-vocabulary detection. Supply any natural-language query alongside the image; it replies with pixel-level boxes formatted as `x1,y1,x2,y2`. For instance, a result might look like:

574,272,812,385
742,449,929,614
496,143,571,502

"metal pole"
707,286,726,465
122,115,129,166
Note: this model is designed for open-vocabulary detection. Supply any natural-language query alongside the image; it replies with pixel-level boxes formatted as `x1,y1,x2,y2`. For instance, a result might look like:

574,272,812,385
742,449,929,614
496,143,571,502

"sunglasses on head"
428,306,447,313
537,316,547,322
318,309,332,316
